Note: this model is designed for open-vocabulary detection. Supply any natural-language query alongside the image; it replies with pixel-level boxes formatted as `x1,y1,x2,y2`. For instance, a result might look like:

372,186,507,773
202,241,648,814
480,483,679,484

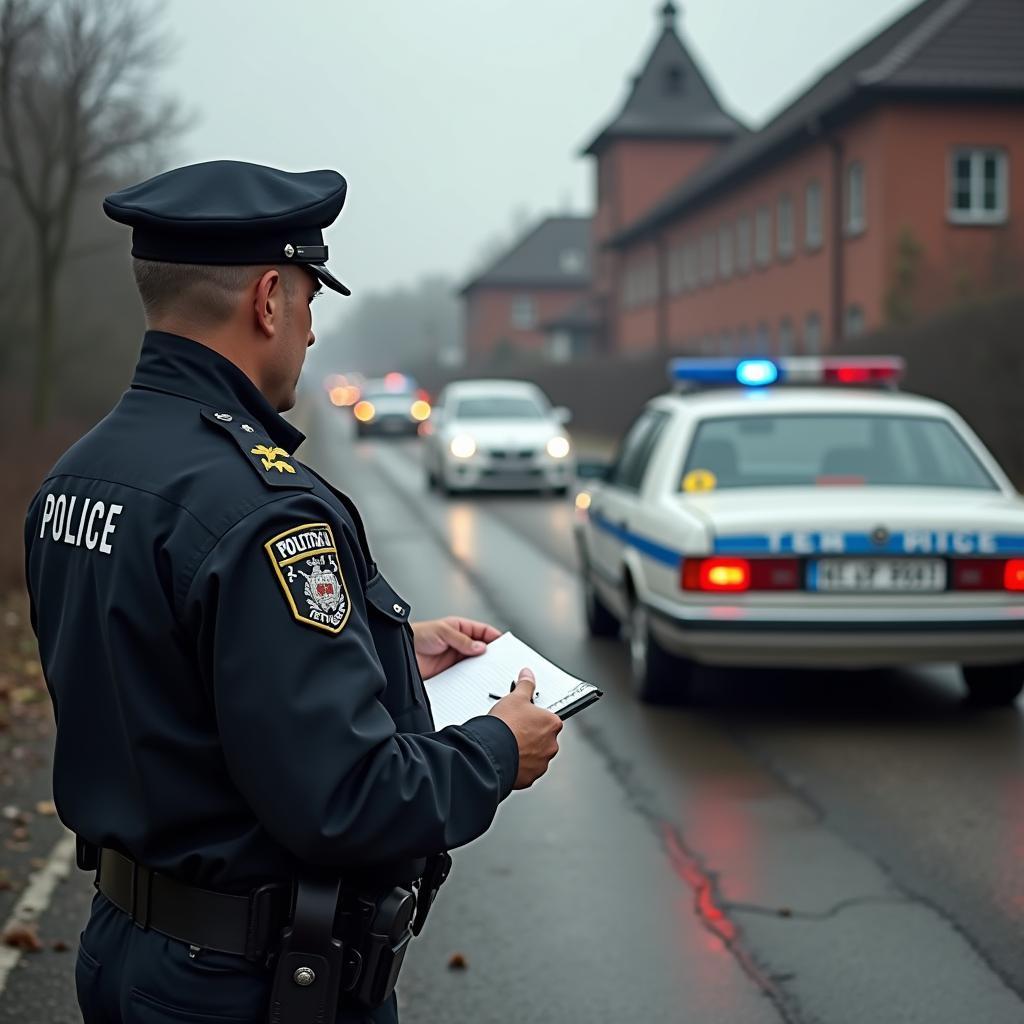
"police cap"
103,159,351,296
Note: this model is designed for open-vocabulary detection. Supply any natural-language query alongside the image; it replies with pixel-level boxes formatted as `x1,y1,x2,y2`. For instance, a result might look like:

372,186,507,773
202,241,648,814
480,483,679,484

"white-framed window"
755,206,772,266
622,260,659,308
805,180,823,249
845,161,865,234
700,233,716,285
844,304,865,338
683,240,699,290
777,194,794,258
511,295,536,329
949,148,1008,224
778,317,795,355
719,330,733,355
718,225,734,279
737,326,751,354
804,311,822,354
736,216,751,273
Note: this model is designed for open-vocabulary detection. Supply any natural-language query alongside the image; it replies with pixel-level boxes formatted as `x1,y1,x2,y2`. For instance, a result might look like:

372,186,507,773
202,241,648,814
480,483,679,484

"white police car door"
589,409,671,606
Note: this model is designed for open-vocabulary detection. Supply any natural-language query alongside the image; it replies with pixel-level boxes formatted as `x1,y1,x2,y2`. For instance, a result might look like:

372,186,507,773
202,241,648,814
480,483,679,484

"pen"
489,681,538,702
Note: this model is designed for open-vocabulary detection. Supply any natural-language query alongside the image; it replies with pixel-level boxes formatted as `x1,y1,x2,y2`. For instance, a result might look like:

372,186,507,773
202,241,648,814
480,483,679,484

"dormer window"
559,249,585,274
664,65,684,94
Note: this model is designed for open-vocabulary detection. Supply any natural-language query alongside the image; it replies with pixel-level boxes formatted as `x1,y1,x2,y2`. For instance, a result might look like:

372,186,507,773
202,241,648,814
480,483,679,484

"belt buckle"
246,882,288,963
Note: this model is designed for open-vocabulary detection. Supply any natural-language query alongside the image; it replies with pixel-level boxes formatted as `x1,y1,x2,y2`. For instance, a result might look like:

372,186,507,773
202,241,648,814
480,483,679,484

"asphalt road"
4,393,1024,1023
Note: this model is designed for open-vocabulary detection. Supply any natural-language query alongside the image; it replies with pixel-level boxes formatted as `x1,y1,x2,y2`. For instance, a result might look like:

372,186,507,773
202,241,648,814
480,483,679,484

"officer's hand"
412,617,503,679
488,668,562,790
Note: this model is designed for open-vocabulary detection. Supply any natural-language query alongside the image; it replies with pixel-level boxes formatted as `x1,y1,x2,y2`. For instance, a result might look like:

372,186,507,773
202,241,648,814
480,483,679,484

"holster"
268,874,349,1024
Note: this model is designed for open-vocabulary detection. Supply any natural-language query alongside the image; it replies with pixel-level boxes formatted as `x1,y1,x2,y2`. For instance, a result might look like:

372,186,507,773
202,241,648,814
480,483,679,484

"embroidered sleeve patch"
264,522,351,634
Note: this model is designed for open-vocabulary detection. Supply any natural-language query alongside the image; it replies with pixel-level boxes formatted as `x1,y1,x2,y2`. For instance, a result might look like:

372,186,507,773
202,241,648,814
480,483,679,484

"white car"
574,357,1024,706
424,380,575,494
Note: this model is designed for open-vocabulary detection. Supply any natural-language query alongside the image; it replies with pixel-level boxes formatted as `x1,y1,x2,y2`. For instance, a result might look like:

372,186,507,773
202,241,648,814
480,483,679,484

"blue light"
667,359,740,384
736,360,779,387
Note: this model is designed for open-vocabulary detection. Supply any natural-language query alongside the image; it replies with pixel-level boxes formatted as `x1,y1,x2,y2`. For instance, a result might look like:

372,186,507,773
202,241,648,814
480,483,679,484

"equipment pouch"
353,886,417,1009
268,876,345,1024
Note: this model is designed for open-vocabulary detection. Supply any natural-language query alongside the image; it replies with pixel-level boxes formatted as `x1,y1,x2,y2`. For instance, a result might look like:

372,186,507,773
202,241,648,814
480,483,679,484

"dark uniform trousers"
25,332,519,1023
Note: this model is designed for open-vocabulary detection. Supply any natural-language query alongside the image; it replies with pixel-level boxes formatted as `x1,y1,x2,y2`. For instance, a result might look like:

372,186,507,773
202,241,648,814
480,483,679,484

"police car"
574,357,1024,706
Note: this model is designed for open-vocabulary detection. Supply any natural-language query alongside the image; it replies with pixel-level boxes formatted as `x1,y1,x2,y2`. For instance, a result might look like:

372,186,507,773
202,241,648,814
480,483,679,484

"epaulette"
200,408,314,491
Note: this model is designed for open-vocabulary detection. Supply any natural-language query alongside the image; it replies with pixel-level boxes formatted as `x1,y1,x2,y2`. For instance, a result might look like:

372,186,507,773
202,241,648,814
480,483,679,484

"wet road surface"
3,393,1023,1023
304,397,1024,1024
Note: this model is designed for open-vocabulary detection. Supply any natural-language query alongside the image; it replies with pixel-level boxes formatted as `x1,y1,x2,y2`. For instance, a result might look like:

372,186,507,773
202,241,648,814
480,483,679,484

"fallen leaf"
34,801,56,817
447,952,468,970
2,924,42,952
50,940,70,953
1,806,19,821
11,827,29,842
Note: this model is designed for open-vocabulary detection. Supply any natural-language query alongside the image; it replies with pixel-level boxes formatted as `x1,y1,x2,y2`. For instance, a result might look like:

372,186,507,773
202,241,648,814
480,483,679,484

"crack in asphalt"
718,725,1024,1001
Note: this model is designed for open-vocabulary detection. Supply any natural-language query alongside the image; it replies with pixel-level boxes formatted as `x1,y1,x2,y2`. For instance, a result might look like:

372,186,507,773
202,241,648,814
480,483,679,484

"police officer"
24,160,563,1024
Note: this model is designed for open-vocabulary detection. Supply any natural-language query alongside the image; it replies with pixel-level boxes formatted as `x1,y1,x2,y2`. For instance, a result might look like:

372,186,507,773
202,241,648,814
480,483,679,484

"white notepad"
424,632,602,730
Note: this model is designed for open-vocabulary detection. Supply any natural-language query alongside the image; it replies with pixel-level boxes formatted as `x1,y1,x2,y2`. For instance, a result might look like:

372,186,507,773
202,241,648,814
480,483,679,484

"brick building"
459,216,591,362
590,0,1024,355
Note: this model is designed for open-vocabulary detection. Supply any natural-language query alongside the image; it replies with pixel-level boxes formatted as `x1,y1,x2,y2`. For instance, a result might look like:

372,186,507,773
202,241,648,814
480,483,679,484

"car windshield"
681,413,998,491
452,396,546,420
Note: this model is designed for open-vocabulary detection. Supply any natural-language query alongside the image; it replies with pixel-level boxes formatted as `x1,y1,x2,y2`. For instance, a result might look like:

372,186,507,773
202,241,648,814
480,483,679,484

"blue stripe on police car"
713,532,1024,556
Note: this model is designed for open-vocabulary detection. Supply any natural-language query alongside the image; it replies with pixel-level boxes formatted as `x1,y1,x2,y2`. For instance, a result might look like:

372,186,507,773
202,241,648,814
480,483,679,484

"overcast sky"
158,0,919,334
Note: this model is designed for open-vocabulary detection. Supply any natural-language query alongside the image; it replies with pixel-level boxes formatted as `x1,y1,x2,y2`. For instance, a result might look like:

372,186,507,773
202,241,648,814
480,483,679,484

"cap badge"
283,243,296,258
251,444,296,474
214,412,233,422
241,424,255,433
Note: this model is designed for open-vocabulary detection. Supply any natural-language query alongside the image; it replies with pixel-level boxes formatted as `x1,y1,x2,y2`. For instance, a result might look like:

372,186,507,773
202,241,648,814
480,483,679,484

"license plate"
810,559,947,593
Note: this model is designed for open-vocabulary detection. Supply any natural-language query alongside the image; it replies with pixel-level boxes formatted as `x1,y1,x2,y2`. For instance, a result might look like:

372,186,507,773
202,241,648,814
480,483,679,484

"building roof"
582,2,744,156
459,216,591,295
611,0,1024,247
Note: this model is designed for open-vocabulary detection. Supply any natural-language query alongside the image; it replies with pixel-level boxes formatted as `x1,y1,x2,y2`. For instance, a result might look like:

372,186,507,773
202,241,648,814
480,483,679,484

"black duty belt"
95,847,289,962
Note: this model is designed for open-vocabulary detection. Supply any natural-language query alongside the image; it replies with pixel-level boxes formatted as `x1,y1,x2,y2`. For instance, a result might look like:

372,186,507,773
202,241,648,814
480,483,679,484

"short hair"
131,259,285,325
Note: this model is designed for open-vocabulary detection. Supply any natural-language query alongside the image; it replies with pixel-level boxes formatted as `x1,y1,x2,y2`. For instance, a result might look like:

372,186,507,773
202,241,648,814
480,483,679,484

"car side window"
608,410,669,492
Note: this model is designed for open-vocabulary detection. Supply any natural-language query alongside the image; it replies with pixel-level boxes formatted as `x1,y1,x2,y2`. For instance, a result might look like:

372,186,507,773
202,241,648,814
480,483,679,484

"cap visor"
309,263,351,296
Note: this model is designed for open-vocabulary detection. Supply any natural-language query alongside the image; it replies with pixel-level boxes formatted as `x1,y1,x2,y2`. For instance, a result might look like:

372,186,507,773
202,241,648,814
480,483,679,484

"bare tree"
0,0,181,425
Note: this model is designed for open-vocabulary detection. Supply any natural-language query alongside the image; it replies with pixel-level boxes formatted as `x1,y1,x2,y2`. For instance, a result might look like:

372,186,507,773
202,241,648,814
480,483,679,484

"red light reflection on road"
661,822,782,1001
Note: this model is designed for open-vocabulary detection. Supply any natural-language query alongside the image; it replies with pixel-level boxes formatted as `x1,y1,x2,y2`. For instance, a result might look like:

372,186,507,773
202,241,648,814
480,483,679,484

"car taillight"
1005,560,1024,591
951,559,1024,591
682,557,801,592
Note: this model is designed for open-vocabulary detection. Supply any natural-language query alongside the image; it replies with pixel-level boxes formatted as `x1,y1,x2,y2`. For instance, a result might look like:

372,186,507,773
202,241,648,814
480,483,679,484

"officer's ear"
253,268,284,338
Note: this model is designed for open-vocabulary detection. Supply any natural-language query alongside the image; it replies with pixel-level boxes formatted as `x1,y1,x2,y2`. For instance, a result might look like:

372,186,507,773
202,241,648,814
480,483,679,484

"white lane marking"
0,829,77,993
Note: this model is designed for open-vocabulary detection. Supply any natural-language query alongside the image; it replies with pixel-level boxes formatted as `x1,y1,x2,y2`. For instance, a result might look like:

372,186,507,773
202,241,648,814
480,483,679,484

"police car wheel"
628,602,694,705
581,562,619,638
961,664,1024,707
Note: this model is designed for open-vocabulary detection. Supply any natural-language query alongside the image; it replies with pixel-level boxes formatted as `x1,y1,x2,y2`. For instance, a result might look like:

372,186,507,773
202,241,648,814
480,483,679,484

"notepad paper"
423,632,601,730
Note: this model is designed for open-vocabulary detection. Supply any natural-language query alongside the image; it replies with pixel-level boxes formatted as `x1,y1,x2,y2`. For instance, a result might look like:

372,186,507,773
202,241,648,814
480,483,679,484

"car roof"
649,386,953,419
444,379,546,397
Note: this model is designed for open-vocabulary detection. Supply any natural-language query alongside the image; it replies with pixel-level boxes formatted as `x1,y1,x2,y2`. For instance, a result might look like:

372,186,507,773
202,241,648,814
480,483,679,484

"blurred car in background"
574,356,1024,707
424,379,574,495
352,373,431,438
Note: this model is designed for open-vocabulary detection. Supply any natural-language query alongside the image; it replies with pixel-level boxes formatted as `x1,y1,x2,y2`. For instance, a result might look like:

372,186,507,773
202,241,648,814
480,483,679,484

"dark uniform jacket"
24,330,518,894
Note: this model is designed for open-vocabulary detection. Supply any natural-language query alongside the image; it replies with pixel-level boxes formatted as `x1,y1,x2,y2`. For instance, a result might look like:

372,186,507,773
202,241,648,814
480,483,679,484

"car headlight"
449,434,477,459
353,400,376,423
546,436,571,459
410,400,431,422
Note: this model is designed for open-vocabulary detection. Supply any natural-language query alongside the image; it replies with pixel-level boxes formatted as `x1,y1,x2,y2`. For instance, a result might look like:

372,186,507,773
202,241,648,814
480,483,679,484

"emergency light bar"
668,356,905,390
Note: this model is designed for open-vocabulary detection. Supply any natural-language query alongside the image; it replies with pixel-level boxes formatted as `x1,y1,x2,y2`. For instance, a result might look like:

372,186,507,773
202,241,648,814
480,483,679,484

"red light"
1005,560,1024,591
951,559,1024,591
822,358,904,386
682,558,802,592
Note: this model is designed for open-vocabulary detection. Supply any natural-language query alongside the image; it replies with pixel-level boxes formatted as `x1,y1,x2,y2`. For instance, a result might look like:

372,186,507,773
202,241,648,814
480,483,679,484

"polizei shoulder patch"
264,522,351,634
